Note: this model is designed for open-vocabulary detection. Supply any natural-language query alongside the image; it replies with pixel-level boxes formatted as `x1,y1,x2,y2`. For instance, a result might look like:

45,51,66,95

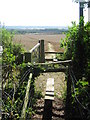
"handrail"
20,73,32,119
24,40,45,63
33,60,72,66
29,43,40,53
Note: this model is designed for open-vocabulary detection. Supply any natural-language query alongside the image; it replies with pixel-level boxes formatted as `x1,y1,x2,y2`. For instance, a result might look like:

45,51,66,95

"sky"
0,0,88,26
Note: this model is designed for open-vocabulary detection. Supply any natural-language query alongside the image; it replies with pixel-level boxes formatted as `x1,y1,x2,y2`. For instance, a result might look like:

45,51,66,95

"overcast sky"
0,0,88,26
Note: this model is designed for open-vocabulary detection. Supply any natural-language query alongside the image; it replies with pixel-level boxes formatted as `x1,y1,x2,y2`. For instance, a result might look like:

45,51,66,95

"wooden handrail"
20,73,32,119
29,43,40,53
33,60,72,66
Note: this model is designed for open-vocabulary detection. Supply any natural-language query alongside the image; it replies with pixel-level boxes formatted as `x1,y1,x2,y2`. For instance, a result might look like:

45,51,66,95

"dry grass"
35,72,66,98
13,33,66,52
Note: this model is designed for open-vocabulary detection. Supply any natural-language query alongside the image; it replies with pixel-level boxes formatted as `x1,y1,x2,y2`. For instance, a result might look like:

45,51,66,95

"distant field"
13,33,66,52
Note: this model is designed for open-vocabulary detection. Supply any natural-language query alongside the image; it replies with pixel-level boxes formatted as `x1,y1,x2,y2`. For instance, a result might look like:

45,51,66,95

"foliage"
1,28,27,119
1,28,43,119
60,18,90,119
72,80,89,104
60,18,90,80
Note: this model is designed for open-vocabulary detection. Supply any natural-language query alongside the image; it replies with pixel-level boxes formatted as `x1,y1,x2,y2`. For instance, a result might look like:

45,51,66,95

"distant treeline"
7,28,68,34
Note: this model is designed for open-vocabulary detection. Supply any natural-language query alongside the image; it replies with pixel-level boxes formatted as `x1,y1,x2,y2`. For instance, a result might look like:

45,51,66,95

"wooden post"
18,53,23,63
79,2,83,20
45,78,54,100
43,78,54,120
39,40,40,63
24,52,31,63
43,100,52,120
40,40,45,63
88,1,90,22
0,69,2,120
65,65,72,120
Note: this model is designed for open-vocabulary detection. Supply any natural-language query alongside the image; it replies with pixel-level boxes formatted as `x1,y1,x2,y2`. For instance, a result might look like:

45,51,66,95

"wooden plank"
43,68,68,73
45,78,54,100
29,43,40,53
45,95,54,100
46,91,54,96
45,58,54,61
45,51,63,54
20,73,32,119
44,78,54,119
45,58,58,62
34,60,72,66
46,78,54,91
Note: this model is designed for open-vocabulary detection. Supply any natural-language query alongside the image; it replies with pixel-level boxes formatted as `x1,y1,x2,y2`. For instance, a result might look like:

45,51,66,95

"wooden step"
45,78,54,101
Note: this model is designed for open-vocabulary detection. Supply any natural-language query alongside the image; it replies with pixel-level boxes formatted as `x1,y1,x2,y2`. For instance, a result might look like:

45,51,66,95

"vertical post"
0,25,2,120
0,59,2,120
38,40,40,63
43,100,52,120
88,1,90,22
18,53,23,64
65,65,72,120
79,2,83,20
40,40,45,63
24,52,31,63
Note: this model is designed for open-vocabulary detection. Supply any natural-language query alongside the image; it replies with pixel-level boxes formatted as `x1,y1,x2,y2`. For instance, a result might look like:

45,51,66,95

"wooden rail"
23,40,45,63
33,60,72,66
29,43,40,53
42,67,68,73
45,51,63,54
20,73,32,119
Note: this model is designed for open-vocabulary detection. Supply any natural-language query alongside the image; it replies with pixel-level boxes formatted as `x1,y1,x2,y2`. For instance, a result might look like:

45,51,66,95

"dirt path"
32,97,65,120
32,43,66,120
45,42,56,60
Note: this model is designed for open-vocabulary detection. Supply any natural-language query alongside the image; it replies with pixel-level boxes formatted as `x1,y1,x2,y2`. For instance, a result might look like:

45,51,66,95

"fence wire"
69,68,90,119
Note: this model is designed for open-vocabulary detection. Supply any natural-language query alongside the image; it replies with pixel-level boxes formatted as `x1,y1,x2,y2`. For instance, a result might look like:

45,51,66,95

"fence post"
39,40,40,63
39,40,45,63
19,53,23,63
65,65,72,120
24,52,31,63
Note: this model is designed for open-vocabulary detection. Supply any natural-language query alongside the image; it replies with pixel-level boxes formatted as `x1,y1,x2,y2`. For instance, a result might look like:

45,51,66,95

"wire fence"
69,67,90,119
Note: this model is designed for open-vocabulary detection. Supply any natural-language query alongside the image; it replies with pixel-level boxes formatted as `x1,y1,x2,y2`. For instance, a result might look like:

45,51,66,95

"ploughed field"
13,33,66,52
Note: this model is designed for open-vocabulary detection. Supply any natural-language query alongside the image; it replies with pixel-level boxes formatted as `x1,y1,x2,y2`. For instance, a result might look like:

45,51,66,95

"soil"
45,42,56,60
32,97,65,120
13,34,65,52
